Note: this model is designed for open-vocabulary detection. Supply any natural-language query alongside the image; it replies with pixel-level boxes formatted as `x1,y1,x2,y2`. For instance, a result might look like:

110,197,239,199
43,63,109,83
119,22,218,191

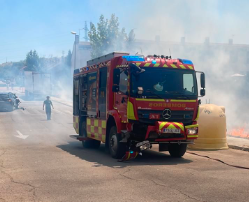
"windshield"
130,68,197,99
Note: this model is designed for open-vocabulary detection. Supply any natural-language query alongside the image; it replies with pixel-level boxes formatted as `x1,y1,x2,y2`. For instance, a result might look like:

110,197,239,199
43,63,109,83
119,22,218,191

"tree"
88,14,134,58
127,29,135,46
66,50,72,68
25,50,40,71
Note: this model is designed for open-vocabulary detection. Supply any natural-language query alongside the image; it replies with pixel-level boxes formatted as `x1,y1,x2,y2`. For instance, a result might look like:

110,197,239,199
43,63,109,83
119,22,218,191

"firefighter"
43,96,54,120
14,94,24,110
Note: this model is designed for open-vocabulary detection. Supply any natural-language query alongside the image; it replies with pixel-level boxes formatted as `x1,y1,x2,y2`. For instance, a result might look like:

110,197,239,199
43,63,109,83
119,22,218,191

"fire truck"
71,52,205,160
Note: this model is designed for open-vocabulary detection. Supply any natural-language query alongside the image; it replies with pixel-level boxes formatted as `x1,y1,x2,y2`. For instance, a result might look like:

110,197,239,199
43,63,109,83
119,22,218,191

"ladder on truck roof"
87,52,129,66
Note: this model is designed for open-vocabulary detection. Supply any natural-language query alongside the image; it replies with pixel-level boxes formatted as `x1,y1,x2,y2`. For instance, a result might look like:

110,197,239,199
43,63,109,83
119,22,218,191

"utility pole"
71,31,78,70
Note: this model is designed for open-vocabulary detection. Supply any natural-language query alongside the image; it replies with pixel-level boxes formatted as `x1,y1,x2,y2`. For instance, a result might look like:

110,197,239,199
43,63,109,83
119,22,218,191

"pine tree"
25,50,40,71
66,50,72,67
88,14,134,58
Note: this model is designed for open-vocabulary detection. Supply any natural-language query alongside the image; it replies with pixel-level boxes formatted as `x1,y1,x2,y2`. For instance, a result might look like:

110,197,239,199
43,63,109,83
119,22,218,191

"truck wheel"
168,144,187,158
109,126,126,159
79,123,87,137
82,139,101,149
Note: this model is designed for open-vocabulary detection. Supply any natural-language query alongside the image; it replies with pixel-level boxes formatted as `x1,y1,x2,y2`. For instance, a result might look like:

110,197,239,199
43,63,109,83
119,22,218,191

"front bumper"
144,121,198,142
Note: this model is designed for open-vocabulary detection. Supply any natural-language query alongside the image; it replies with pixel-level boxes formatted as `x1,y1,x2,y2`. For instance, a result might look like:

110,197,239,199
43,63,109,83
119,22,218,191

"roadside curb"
228,145,249,152
51,96,72,107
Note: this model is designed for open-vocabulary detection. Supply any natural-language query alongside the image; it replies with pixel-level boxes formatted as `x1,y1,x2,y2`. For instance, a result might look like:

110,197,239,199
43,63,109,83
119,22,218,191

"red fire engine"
71,52,205,160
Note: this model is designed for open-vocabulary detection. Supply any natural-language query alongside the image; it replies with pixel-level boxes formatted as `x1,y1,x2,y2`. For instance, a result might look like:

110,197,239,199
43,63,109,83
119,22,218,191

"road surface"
0,99,249,202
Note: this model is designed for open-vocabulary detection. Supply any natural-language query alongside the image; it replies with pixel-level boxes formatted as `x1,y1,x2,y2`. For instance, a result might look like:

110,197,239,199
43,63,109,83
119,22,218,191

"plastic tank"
188,104,228,150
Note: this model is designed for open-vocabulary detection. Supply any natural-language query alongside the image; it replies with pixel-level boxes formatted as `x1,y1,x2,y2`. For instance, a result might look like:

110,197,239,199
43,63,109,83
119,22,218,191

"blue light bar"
179,59,193,65
122,55,145,62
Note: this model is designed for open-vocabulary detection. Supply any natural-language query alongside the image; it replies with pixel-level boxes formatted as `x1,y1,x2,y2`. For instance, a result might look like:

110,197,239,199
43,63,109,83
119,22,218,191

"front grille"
137,109,194,125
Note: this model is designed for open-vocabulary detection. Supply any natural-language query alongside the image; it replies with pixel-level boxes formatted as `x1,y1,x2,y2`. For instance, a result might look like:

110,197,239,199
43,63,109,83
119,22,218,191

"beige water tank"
188,104,228,150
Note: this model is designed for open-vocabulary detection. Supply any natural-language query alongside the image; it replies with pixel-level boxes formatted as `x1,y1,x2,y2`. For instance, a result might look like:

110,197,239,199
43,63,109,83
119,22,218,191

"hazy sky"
1,0,249,64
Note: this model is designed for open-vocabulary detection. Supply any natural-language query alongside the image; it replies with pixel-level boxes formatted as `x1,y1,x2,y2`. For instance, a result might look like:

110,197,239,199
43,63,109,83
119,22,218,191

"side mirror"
113,69,120,85
201,73,205,88
200,89,205,96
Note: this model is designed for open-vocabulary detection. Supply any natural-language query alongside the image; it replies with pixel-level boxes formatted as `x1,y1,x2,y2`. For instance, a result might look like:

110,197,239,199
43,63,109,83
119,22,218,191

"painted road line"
65,110,73,115
53,109,61,114
15,130,29,139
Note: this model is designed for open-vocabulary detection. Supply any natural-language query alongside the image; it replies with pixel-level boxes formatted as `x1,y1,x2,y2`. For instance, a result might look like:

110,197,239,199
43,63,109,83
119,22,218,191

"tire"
109,126,126,159
79,123,87,137
82,139,101,149
168,144,187,158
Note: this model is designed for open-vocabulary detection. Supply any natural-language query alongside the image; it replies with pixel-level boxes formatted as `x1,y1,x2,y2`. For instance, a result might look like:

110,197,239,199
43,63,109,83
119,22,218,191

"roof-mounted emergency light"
179,59,193,65
122,55,145,62
148,55,171,59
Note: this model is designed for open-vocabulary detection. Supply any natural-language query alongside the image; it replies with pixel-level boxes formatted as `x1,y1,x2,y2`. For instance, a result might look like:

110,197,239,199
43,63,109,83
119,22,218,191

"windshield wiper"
176,94,193,100
165,91,180,94
165,91,191,100
145,89,164,99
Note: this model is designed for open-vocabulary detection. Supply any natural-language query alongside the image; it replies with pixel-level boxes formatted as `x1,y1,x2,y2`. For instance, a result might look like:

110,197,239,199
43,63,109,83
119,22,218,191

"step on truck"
71,52,205,160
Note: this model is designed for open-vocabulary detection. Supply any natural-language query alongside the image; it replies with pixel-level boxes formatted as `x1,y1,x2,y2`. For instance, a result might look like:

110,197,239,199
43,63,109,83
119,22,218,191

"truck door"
86,72,97,117
114,69,128,122
98,67,107,119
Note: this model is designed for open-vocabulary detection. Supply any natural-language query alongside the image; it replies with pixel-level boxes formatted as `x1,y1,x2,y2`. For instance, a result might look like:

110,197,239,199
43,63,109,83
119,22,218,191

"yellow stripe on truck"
127,101,136,120
171,100,196,102
159,122,168,130
187,135,198,138
194,108,200,121
171,64,177,68
174,122,184,131
179,65,186,69
185,124,199,129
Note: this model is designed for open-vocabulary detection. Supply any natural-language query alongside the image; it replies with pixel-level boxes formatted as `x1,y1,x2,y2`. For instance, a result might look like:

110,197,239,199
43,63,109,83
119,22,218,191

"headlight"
187,127,198,135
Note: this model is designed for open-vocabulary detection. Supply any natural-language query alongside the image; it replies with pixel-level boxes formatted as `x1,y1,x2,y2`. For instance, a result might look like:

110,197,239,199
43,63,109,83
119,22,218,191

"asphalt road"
1,99,249,202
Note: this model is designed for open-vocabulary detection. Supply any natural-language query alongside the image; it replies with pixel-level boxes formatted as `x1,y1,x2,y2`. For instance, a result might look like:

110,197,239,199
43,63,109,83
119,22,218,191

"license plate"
162,128,181,134
149,113,160,119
